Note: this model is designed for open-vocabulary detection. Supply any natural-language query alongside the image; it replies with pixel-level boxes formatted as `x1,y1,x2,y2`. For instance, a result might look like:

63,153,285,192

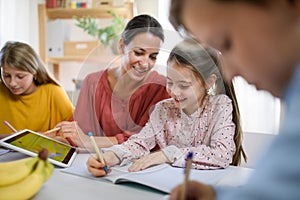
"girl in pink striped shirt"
87,39,247,176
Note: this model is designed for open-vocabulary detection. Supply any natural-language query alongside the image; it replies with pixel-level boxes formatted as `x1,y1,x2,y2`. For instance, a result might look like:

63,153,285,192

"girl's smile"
167,61,207,116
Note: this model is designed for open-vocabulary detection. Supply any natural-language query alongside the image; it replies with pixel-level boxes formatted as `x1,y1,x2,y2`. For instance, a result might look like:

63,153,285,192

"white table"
34,153,166,200
0,150,254,200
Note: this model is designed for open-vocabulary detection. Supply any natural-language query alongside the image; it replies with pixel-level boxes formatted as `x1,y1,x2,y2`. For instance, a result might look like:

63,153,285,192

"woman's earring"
34,77,37,81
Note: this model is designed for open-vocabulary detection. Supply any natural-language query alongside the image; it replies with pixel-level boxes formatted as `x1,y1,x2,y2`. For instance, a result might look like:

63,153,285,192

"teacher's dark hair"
122,14,164,45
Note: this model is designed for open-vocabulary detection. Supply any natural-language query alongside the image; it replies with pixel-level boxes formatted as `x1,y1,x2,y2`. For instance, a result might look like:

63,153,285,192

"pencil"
88,131,109,174
3,120,17,133
181,151,193,200
43,127,61,135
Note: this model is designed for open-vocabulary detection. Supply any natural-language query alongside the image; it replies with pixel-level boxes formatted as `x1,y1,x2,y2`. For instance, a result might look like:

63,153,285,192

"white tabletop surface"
0,149,254,200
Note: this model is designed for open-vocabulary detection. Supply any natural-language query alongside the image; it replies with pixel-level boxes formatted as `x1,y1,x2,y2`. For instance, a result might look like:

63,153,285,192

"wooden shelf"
47,56,87,64
47,4,133,19
47,54,115,64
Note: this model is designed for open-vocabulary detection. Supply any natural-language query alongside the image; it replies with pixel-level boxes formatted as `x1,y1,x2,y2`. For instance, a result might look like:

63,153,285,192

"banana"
0,148,54,200
0,156,39,186
0,158,47,200
0,156,37,171
44,159,54,181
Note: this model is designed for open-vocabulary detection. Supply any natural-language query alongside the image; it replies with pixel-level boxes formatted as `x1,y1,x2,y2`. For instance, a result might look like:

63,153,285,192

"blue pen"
181,151,193,200
184,151,193,172
88,132,109,174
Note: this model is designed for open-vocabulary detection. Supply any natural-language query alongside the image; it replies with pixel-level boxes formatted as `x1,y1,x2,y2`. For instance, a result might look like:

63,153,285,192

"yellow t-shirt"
0,82,74,134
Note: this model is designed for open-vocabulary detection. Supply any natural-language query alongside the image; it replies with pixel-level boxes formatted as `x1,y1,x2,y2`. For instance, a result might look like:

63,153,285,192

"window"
233,77,281,134
0,0,39,51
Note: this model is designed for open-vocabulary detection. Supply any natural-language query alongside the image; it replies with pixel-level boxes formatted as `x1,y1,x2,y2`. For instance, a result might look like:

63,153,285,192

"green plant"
74,10,125,46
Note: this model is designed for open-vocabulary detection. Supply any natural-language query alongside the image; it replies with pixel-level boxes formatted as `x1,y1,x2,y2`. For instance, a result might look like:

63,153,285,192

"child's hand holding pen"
170,180,216,200
87,154,111,177
87,151,121,177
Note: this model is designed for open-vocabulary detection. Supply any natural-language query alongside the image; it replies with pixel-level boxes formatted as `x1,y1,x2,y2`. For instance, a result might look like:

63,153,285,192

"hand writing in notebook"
87,151,119,177
87,150,171,177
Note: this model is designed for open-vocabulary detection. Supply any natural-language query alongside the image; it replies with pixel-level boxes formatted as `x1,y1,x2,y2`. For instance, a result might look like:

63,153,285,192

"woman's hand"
128,151,170,172
54,121,117,149
169,180,216,200
54,121,89,147
86,151,120,177
55,121,78,135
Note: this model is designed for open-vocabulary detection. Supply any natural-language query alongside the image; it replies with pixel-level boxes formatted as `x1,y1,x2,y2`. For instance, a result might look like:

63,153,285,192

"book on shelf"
46,0,58,8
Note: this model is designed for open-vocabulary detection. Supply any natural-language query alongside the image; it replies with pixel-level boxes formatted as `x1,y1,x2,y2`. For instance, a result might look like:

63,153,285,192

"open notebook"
61,163,236,193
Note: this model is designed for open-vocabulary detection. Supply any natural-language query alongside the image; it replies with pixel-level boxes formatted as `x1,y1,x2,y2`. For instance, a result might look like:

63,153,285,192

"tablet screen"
1,130,77,167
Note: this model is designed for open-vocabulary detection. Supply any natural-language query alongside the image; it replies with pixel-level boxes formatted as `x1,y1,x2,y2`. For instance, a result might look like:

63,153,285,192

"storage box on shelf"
64,41,100,56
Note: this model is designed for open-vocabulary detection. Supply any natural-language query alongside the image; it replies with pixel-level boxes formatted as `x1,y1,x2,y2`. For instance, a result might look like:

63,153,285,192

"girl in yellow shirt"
0,41,73,138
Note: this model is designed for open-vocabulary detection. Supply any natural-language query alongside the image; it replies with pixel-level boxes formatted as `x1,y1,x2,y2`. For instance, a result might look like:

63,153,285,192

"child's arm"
107,119,158,166
104,102,166,166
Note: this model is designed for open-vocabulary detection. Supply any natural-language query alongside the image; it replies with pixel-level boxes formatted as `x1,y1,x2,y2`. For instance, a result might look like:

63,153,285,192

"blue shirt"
215,66,300,200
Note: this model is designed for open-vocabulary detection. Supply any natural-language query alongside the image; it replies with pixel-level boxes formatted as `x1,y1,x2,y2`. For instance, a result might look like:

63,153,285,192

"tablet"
0,129,77,168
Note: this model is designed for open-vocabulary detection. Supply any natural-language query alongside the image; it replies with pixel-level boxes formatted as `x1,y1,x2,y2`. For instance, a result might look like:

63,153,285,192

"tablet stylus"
3,120,17,133
44,127,61,135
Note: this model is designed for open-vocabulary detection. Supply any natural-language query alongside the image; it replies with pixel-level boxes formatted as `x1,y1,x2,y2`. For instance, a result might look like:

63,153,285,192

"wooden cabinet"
37,3,134,79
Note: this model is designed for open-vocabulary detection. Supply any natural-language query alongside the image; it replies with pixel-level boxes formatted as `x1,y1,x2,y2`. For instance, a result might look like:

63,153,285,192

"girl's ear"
206,74,217,90
118,38,125,54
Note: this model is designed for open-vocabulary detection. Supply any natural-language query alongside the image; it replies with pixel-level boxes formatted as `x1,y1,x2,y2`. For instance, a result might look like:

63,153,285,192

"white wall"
241,132,275,168
134,0,158,17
